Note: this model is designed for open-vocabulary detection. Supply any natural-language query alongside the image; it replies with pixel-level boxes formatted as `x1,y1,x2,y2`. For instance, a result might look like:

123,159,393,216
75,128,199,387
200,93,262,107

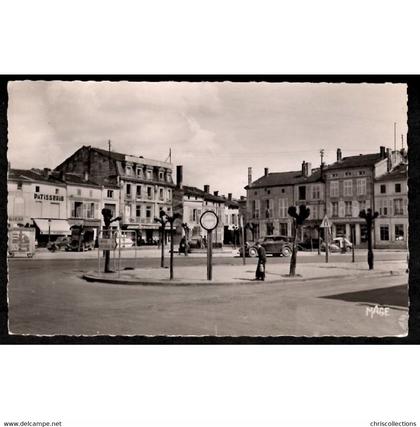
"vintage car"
239,235,294,257
321,237,353,253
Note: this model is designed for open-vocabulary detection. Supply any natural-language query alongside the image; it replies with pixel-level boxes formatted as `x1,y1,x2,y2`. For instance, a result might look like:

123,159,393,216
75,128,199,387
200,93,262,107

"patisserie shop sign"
33,193,64,202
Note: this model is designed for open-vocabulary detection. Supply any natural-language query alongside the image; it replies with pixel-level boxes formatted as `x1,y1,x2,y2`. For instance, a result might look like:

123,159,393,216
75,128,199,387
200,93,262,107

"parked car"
116,235,135,248
47,236,71,252
239,235,294,257
321,237,352,253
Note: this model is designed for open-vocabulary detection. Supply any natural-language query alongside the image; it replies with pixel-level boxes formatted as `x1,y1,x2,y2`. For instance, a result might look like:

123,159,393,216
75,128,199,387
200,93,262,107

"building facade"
222,194,240,245
8,167,121,245
245,163,325,242
8,168,68,225
325,147,403,246
374,163,408,249
54,146,175,244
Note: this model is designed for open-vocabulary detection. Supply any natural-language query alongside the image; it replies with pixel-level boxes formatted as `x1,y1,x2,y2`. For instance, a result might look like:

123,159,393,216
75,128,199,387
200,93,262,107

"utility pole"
394,122,397,152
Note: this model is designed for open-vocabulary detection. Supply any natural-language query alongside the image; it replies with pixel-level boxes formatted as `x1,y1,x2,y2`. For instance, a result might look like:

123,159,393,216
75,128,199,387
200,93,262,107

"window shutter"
338,201,345,218
352,200,359,218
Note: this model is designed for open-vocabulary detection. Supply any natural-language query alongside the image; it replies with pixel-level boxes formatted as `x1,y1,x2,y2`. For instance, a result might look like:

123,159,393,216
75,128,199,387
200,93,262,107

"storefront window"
360,224,368,242
395,224,405,241
380,225,390,241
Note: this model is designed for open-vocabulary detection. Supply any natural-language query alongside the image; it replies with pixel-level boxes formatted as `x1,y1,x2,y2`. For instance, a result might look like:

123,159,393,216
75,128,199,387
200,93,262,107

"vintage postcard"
6,80,409,337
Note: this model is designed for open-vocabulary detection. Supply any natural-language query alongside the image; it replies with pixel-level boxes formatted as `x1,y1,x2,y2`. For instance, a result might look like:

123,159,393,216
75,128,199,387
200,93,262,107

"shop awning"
32,219,71,235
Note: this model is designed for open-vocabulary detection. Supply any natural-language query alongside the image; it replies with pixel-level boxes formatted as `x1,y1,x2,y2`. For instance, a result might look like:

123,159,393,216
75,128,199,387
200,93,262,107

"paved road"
8,252,408,336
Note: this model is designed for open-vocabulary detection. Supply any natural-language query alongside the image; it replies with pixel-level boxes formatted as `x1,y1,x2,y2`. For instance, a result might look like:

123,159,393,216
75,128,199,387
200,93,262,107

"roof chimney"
248,167,252,185
306,162,312,177
337,148,342,162
228,193,232,201
213,191,219,197
301,161,306,176
380,146,386,159
386,148,392,172
264,167,269,177
43,168,51,178
204,185,210,193
176,165,183,188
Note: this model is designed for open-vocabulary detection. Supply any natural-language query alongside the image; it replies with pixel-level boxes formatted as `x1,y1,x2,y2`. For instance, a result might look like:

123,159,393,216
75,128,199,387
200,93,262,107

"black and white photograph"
6,80,409,337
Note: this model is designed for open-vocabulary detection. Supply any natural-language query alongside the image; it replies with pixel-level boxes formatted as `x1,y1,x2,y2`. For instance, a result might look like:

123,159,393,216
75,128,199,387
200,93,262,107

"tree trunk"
289,220,298,277
367,222,374,270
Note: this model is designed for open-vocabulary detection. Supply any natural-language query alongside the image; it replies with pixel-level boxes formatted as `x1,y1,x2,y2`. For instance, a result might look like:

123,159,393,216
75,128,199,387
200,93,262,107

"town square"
7,81,409,336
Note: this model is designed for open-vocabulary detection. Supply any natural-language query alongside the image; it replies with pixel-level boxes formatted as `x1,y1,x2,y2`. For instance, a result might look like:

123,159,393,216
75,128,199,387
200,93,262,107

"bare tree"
288,205,310,277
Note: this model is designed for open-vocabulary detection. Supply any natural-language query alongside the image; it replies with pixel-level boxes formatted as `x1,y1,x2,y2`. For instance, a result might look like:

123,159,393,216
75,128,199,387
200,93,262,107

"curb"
82,270,401,287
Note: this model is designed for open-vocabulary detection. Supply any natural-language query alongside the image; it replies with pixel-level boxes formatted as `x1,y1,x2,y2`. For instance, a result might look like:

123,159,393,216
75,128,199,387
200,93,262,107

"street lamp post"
359,208,379,270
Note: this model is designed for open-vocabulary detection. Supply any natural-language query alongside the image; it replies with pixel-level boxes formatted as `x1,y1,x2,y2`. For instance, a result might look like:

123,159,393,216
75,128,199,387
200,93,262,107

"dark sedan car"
239,235,294,257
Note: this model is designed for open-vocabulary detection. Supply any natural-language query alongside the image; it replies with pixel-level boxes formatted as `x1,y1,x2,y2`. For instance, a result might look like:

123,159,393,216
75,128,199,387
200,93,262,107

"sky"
7,81,407,197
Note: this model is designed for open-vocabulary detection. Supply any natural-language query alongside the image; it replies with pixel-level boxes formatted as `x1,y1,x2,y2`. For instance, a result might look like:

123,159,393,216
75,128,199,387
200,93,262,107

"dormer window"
159,171,164,181
126,166,132,175
136,168,142,177
146,170,152,180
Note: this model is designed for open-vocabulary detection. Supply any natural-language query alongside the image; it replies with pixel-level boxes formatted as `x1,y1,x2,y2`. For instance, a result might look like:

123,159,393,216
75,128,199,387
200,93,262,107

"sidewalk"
83,259,407,286
30,246,238,260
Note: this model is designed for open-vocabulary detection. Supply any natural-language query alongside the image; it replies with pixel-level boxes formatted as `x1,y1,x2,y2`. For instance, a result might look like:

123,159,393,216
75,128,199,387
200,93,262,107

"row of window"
380,224,405,241
331,200,367,217
252,198,324,219
71,202,96,219
330,170,366,178
126,205,172,219
126,184,171,201
378,198,406,216
379,183,403,194
125,165,171,182
330,179,367,197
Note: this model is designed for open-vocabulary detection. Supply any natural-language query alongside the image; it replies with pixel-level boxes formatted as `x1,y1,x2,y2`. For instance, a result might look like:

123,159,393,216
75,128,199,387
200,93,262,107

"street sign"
98,238,115,250
320,215,332,228
200,210,219,231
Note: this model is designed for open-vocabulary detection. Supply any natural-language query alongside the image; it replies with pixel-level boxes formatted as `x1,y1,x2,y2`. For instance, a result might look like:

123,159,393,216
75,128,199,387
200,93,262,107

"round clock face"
200,210,219,231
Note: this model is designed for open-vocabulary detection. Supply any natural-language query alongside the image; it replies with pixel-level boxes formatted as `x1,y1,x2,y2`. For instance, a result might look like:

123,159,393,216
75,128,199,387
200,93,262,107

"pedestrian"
255,241,266,281
179,237,186,255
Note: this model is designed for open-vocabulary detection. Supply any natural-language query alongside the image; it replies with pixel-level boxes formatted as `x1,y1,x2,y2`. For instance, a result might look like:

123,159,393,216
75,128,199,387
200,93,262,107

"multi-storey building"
172,166,227,247
245,162,325,242
374,163,408,249
222,194,240,245
8,168,69,244
54,146,175,244
7,166,120,245
181,185,226,246
325,146,403,246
